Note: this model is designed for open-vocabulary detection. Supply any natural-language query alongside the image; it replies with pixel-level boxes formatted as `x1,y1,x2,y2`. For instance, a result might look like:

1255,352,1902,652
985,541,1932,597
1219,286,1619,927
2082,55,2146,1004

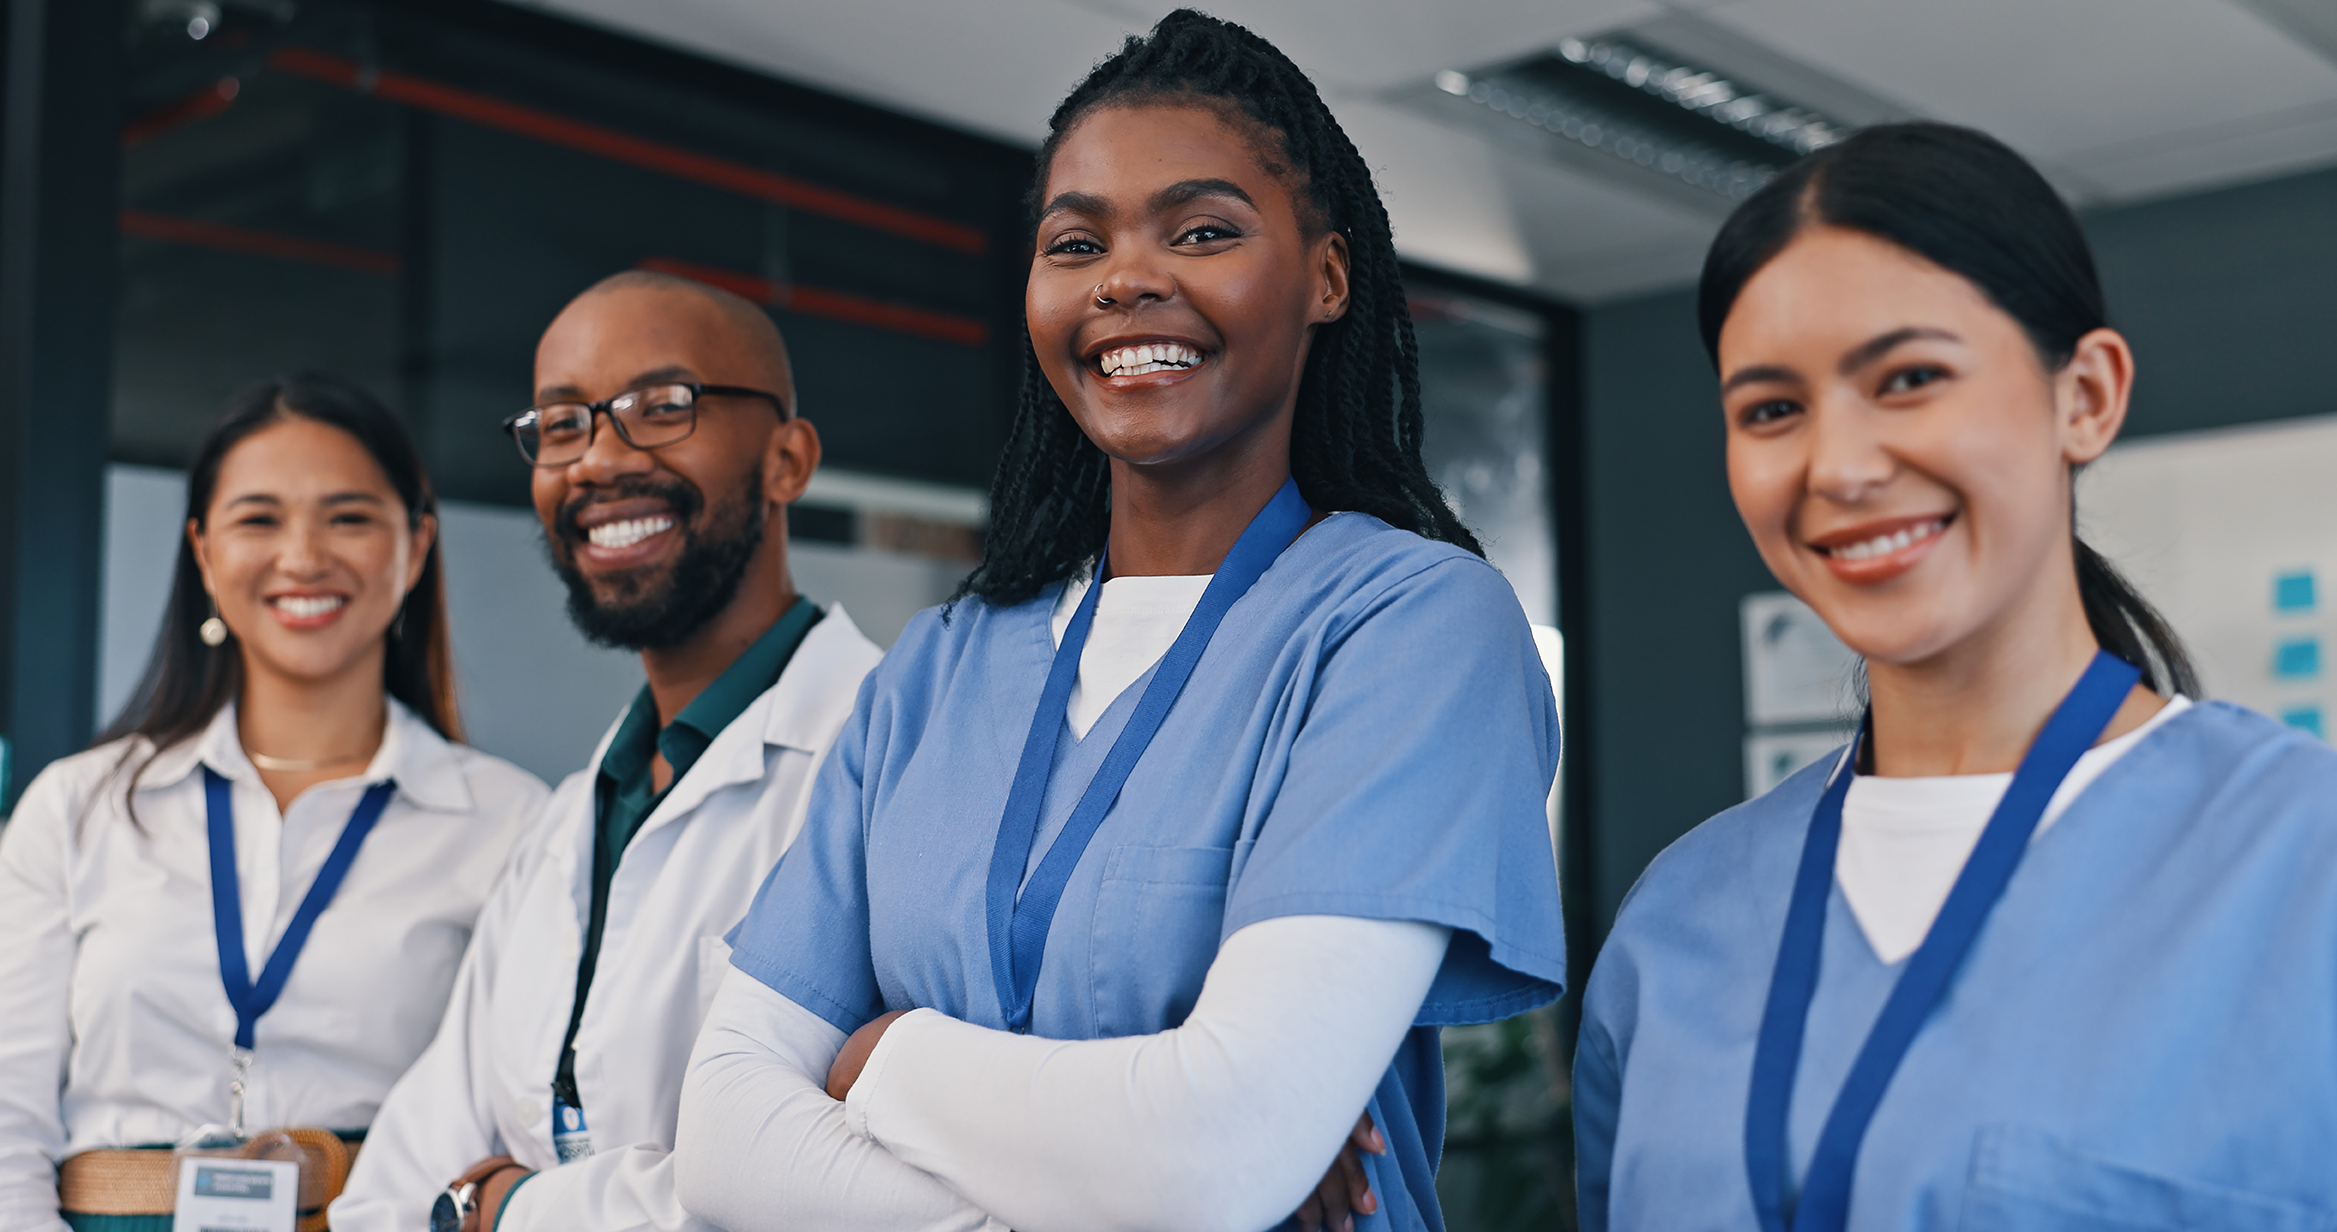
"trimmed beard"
549,470,768,652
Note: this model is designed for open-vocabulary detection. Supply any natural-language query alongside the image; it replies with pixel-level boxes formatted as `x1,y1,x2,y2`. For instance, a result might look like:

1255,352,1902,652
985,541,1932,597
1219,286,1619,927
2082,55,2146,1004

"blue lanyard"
1744,650,2140,1232
983,477,1312,1033
204,766,397,1051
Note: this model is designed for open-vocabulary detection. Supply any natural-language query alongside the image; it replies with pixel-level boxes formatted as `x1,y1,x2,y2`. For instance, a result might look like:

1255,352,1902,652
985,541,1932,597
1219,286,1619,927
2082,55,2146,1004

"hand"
825,1009,909,1101
1294,1113,1384,1232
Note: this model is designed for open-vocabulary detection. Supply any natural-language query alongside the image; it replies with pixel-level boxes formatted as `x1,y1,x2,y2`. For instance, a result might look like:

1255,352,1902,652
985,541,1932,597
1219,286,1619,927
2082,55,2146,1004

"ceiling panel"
1694,0,2337,201
510,0,2337,302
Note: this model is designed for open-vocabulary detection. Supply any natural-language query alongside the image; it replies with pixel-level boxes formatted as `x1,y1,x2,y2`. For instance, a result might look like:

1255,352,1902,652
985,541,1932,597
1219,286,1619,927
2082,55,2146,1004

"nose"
1094,252,1175,309
566,406,656,486
1803,399,1896,508
278,512,331,578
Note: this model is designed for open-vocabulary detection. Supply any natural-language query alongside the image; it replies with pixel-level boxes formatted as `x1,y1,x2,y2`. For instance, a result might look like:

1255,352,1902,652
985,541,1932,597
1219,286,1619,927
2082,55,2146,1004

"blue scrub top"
731,512,1566,1231
1577,700,2337,1231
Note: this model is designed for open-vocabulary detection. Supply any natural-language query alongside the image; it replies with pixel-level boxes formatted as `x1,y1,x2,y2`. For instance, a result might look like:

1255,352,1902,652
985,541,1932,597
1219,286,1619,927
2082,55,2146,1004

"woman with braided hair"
674,11,1563,1231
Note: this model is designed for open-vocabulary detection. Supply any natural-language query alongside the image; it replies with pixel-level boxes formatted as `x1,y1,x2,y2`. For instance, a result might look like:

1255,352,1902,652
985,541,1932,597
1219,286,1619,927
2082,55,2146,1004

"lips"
1808,513,1955,584
1085,335,1212,383
266,593,348,629
587,515,675,550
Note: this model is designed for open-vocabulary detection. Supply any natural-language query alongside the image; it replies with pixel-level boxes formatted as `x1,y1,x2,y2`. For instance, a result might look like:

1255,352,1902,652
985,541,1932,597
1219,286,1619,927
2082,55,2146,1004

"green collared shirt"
592,595,824,869
555,596,822,1109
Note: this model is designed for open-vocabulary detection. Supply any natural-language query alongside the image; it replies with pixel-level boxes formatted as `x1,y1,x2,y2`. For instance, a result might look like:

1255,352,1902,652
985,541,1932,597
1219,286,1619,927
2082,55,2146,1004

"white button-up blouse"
0,699,547,1230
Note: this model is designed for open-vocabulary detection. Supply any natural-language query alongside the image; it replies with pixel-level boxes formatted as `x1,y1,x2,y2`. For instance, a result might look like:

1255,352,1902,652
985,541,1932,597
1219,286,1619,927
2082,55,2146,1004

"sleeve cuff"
843,1007,946,1142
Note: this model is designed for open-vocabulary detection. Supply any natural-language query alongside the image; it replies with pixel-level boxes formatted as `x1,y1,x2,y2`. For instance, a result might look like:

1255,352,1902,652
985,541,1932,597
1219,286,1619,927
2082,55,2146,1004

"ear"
762,415,822,512
2056,327,2133,466
404,512,438,594
187,518,217,597
1312,231,1351,326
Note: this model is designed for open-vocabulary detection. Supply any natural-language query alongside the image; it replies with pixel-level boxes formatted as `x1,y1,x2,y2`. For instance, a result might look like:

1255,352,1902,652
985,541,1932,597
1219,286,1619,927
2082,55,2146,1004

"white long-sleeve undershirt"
675,914,1450,1232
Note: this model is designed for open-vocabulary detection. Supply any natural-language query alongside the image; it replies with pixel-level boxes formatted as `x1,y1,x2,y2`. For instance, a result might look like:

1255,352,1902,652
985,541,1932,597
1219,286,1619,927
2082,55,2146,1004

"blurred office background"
1,0,2332,1225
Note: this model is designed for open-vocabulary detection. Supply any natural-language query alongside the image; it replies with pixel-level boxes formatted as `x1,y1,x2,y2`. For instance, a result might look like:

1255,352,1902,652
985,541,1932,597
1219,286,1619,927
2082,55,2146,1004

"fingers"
1348,1111,1386,1155
1297,1192,1324,1232
1338,1141,1377,1217
1317,1158,1356,1231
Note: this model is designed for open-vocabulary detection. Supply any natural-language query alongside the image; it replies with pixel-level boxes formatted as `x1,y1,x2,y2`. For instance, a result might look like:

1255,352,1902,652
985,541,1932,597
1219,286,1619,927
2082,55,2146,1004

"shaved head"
542,269,796,411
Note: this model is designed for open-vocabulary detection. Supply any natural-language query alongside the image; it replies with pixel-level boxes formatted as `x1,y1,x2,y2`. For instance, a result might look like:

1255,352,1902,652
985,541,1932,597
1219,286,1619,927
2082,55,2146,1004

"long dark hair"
98,374,462,807
1696,122,2199,696
955,9,1479,607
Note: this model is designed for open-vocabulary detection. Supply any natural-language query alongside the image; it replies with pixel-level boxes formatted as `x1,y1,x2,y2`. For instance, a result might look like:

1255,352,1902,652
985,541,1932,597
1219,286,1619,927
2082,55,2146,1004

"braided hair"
956,8,1480,607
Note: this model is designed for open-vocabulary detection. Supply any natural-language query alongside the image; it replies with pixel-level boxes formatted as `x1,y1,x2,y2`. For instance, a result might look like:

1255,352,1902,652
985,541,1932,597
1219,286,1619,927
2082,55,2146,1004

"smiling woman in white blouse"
0,375,547,1232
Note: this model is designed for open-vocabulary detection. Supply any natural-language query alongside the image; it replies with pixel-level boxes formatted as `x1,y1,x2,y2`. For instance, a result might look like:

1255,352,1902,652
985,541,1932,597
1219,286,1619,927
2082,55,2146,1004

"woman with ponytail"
676,12,1564,1231
1575,123,2337,1229
0,376,545,1231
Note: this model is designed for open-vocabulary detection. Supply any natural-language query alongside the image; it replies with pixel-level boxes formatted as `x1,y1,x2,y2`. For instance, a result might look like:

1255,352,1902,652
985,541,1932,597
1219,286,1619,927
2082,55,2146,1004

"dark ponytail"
1697,122,2199,696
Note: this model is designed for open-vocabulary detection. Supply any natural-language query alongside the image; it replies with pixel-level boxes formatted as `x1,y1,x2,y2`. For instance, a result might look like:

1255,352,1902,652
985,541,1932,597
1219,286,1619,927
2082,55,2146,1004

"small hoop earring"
199,600,228,648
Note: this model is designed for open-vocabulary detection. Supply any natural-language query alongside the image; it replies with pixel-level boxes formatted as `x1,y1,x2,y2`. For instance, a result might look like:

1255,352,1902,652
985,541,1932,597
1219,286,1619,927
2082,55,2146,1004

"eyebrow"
1151,178,1254,212
1720,364,1797,394
535,365,698,404
1037,179,1258,225
1037,190,1111,222
223,491,386,507
1719,327,1964,394
1839,327,1960,375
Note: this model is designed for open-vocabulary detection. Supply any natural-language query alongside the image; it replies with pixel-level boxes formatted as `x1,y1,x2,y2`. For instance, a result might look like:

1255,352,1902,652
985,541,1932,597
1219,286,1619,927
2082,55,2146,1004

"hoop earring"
199,600,228,648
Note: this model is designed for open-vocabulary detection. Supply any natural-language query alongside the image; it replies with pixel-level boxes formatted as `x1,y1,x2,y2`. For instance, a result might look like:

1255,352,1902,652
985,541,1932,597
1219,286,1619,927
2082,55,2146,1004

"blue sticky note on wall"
2284,706,2325,740
2275,570,2317,614
2275,637,2322,680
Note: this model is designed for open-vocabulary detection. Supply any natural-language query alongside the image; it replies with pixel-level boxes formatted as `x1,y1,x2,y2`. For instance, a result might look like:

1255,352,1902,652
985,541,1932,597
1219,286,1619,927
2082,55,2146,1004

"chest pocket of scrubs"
1090,843,1245,1037
1961,1125,2333,1232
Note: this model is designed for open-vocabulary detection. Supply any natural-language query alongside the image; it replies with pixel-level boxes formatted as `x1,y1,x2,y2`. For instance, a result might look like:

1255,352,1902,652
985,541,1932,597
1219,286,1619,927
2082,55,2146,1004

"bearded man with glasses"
332,270,883,1232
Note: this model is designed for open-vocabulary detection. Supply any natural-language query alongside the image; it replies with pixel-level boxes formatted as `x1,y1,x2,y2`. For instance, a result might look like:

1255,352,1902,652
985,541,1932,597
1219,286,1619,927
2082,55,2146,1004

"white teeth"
588,515,676,549
272,595,345,619
1832,519,1944,561
1098,342,1203,376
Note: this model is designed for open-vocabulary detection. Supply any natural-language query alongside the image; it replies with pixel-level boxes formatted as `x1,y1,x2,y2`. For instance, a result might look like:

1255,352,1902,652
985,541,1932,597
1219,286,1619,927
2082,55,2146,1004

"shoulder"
1611,753,1837,946
2112,699,2337,825
1288,514,1524,638
440,743,552,820
1,735,156,856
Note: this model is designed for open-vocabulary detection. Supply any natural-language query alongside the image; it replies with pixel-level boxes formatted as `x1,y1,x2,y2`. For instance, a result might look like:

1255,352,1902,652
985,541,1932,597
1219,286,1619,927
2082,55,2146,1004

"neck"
1105,433,1294,579
1865,570,2157,777
237,651,390,770
640,543,798,727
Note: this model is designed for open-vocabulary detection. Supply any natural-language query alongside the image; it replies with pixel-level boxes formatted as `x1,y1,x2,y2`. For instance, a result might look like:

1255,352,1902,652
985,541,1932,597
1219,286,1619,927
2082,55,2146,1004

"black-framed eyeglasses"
502,382,790,468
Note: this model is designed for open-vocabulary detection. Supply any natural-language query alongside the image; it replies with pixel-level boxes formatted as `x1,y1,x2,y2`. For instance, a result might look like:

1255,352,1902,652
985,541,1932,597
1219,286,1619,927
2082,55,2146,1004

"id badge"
552,1096,592,1163
171,1154,299,1232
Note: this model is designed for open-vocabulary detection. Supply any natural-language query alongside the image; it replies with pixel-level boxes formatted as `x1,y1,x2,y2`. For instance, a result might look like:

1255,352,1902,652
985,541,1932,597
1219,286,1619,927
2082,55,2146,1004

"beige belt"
59,1129,356,1232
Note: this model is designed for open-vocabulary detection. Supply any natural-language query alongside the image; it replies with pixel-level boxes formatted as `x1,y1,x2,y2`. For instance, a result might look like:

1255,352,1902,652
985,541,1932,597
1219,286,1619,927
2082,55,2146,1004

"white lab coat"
332,607,881,1232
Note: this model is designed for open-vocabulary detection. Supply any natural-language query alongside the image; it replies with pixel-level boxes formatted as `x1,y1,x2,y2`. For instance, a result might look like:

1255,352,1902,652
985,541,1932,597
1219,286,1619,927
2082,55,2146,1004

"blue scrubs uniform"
1577,701,2337,1230
730,512,1566,1231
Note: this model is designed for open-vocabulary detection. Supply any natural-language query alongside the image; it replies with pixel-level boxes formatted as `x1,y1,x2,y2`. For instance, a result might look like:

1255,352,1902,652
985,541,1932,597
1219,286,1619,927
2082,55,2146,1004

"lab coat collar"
136,698,475,813
628,603,874,836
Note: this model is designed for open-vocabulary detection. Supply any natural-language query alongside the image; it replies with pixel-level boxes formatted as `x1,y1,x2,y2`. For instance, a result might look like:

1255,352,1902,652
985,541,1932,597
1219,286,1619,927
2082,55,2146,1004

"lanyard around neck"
983,477,1312,1034
205,766,397,1052
1744,649,2140,1232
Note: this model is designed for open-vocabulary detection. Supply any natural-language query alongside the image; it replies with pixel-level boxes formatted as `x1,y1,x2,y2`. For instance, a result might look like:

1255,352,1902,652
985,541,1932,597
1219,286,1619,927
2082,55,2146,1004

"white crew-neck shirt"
1839,695,2191,964
1050,571,1213,739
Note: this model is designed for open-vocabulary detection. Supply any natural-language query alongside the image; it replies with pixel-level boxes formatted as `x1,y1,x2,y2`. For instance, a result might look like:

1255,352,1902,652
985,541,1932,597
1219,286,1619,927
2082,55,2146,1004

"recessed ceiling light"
1414,31,1863,210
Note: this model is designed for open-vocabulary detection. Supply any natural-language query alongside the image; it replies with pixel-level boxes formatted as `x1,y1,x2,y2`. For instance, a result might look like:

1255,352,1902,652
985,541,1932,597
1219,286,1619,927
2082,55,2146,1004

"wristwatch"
431,1156,522,1232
